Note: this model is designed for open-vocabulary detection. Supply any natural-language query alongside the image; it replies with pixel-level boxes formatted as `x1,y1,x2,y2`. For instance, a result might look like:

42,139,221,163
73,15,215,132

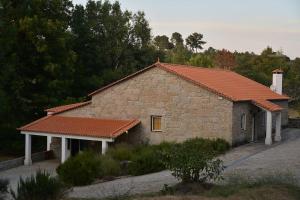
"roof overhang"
18,116,141,139
20,131,114,142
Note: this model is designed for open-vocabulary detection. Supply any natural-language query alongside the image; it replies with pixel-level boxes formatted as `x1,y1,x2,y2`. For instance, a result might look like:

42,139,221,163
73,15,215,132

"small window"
241,113,247,130
151,116,162,131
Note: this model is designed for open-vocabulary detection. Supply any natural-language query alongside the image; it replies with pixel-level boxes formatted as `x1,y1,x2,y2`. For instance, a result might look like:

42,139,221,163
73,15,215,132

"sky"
72,0,300,59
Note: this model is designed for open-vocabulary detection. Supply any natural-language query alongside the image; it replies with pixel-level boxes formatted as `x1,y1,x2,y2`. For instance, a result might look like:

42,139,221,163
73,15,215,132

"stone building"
19,62,289,165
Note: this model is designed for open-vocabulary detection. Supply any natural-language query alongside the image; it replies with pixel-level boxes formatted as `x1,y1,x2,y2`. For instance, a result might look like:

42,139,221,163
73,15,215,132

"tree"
214,49,236,70
188,54,214,68
185,32,206,53
0,0,76,154
165,45,192,64
171,32,184,47
153,35,174,51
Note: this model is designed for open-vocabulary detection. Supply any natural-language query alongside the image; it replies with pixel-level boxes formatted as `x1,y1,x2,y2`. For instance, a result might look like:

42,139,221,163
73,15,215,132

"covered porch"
19,116,140,165
252,99,284,145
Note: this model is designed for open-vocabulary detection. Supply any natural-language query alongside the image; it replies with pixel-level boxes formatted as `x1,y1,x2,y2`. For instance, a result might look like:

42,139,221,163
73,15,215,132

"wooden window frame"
151,115,162,132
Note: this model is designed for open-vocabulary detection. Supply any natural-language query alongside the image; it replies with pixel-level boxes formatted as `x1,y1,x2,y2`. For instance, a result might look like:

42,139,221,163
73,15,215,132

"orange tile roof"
19,116,140,139
89,62,288,112
45,101,91,114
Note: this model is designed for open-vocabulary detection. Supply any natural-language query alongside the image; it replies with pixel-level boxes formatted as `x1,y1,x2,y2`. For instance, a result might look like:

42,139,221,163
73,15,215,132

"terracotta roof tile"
45,101,91,114
88,62,288,111
157,63,288,111
19,116,140,139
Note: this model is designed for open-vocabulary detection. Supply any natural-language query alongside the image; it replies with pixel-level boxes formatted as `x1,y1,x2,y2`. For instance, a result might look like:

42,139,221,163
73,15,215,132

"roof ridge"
158,62,233,72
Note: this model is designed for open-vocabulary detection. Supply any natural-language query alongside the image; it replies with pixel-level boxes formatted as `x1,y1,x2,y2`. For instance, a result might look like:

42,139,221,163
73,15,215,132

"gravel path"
68,128,300,199
0,160,59,192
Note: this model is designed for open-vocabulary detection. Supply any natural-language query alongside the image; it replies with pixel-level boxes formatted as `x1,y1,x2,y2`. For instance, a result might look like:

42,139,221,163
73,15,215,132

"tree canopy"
0,0,299,155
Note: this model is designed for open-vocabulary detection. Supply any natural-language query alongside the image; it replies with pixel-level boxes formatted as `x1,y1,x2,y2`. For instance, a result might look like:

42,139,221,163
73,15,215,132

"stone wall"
288,118,300,128
60,67,234,145
0,151,52,171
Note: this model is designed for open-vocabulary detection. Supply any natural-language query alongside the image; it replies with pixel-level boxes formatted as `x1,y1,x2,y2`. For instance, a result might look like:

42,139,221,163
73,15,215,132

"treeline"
0,0,299,155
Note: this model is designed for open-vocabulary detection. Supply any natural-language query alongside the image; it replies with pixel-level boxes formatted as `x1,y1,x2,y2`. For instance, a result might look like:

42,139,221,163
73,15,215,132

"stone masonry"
60,67,234,145
58,67,289,146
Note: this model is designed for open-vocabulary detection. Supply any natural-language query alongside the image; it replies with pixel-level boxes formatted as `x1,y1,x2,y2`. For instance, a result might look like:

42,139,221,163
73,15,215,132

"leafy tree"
165,45,192,64
188,54,214,68
185,32,206,53
214,49,237,70
171,32,184,47
154,35,174,51
0,0,76,154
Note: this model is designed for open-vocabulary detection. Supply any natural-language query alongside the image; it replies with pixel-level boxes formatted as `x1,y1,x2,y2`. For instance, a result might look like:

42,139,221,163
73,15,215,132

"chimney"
270,69,283,95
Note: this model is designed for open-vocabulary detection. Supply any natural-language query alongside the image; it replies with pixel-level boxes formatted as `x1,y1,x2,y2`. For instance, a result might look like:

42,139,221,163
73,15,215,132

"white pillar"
275,112,282,142
61,137,67,163
102,141,108,155
24,134,32,165
47,136,52,151
265,111,272,145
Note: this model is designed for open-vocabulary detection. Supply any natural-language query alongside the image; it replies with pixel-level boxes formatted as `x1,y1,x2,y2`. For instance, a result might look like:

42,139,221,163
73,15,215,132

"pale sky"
72,0,300,59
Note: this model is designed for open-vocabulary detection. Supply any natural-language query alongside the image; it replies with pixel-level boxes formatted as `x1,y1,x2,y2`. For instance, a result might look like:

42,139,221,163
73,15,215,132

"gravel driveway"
68,128,300,199
0,160,59,192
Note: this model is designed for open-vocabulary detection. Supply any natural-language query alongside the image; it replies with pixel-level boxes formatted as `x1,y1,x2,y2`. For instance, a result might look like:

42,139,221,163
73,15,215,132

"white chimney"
270,69,283,95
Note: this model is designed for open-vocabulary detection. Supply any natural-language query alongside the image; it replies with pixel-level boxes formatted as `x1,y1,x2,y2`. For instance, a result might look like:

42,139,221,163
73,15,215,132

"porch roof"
18,116,140,139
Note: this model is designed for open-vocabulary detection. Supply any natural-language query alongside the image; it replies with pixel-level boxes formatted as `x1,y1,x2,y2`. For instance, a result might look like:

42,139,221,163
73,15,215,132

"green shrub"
0,179,9,200
163,138,225,183
211,138,230,154
56,151,102,186
10,170,65,200
129,146,165,175
100,155,121,177
182,138,230,156
107,143,133,161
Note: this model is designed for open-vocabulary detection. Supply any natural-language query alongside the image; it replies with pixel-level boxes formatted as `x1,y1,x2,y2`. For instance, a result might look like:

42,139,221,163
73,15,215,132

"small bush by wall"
100,155,121,177
10,170,65,200
56,151,102,186
107,143,133,161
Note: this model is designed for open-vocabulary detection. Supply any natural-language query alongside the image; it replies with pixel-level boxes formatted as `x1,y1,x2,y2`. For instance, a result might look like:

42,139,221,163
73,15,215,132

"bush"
0,179,9,200
129,146,165,175
211,138,230,154
10,171,65,200
163,138,225,183
107,143,133,161
100,155,121,177
56,151,102,186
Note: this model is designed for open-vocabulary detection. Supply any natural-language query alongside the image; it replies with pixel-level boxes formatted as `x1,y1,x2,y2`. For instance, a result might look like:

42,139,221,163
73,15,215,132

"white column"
265,111,272,145
275,112,282,142
24,134,32,165
61,137,67,163
102,141,108,155
47,136,52,151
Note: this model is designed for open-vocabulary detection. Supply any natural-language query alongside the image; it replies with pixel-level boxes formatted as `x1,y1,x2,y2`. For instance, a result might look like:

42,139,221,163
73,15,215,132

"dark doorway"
71,139,80,156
